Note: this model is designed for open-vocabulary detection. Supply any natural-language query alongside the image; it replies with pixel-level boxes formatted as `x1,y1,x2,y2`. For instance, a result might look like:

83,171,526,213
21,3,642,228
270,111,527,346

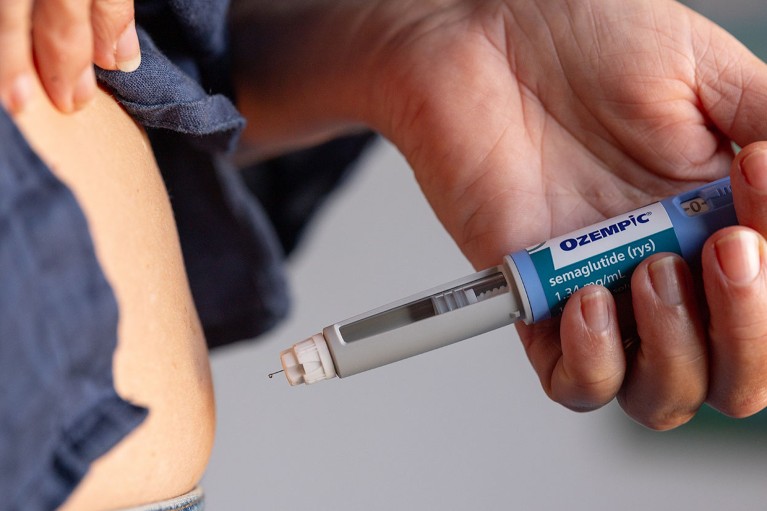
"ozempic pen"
274,177,737,386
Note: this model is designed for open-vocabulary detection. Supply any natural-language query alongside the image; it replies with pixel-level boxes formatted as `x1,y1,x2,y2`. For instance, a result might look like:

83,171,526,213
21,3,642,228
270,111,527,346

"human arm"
9,66,214,511
229,0,767,427
0,0,140,113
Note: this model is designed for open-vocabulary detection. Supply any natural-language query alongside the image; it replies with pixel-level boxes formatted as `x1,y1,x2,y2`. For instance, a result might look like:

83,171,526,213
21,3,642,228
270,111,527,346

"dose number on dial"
680,197,710,217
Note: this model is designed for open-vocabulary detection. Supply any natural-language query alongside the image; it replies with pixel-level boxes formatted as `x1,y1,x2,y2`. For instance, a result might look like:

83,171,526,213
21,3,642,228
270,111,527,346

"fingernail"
581,288,610,333
73,66,97,110
2,74,33,114
648,256,683,306
715,230,762,284
116,21,141,72
740,149,767,193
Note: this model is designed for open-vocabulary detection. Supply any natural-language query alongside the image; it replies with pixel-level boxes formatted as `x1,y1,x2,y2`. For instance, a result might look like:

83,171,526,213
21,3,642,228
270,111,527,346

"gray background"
204,2,767,509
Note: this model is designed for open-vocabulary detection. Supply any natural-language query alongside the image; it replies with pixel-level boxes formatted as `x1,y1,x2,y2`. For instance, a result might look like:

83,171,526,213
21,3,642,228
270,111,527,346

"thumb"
731,142,767,234
91,0,141,72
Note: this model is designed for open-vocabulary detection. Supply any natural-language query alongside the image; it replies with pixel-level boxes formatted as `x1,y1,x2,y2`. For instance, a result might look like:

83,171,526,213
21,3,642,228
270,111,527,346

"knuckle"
637,408,697,431
619,392,703,431
38,0,88,22
36,33,91,70
709,319,767,360
711,389,767,419
735,318,767,340
33,8,92,49
92,0,134,23
554,377,623,412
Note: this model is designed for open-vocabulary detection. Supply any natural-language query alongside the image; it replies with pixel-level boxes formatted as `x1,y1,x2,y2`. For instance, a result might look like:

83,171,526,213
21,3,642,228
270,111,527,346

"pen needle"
268,369,284,379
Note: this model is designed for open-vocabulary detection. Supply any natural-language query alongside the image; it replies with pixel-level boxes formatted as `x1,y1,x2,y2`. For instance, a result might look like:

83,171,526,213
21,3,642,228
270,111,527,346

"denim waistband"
117,486,204,511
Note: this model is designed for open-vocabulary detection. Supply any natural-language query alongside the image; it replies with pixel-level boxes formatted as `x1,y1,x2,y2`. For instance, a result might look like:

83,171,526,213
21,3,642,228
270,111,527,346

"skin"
231,0,767,429
12,78,215,510
0,0,140,114
4,0,767,505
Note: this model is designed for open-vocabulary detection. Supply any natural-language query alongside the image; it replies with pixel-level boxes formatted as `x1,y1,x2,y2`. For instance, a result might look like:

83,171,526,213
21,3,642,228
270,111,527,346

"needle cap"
280,334,337,385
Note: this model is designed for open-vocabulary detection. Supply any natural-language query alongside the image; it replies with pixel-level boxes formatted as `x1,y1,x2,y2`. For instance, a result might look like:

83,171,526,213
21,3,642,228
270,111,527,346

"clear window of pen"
339,271,509,343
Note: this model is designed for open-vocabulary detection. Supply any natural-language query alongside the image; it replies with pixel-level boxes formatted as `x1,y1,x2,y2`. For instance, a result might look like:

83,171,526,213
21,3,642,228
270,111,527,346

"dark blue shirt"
0,0,372,508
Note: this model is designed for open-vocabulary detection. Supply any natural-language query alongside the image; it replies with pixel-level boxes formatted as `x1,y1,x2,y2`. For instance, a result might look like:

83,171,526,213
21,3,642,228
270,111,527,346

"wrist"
229,2,378,157
228,0,461,158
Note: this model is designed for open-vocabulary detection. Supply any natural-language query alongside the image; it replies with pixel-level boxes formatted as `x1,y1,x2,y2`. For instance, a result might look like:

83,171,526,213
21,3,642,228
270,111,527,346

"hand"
229,0,767,427
593,145,767,429
0,0,140,114
359,0,767,428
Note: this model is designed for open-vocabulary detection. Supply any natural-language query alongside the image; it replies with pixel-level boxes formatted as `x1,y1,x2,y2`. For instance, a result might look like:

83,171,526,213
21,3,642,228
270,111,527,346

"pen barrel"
323,267,520,378
508,177,737,323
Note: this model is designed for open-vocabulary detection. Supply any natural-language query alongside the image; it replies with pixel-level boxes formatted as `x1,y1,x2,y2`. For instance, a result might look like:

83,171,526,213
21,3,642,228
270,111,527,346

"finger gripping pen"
279,178,737,386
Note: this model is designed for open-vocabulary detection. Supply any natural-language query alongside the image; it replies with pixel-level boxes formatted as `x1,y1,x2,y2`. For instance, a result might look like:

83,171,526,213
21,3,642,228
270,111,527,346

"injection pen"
277,177,737,386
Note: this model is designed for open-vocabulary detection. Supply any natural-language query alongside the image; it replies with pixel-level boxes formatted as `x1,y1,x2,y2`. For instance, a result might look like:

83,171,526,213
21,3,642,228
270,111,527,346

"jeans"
117,487,204,511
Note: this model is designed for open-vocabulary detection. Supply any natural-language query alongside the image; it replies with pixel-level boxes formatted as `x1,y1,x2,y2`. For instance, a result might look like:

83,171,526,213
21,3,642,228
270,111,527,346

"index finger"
519,286,625,412
33,0,96,112
0,0,34,113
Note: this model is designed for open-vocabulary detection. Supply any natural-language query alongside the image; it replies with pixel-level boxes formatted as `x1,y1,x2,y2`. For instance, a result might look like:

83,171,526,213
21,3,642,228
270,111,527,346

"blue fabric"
0,110,148,510
98,29,243,153
97,0,374,347
1,0,373,507
97,0,295,346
